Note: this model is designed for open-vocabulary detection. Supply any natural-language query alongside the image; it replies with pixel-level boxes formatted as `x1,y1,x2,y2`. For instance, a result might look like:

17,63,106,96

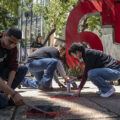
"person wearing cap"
0,27,28,108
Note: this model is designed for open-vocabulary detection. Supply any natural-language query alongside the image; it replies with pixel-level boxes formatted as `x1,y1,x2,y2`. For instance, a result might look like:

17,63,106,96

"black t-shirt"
83,48,120,70
30,41,43,48
26,46,60,63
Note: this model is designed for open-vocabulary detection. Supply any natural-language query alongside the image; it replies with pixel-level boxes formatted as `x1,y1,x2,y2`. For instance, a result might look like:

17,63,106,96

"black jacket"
83,48,120,70
79,48,120,90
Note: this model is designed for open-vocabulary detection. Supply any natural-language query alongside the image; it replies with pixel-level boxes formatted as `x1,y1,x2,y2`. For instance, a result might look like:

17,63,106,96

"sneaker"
38,85,53,91
96,90,102,95
100,87,115,98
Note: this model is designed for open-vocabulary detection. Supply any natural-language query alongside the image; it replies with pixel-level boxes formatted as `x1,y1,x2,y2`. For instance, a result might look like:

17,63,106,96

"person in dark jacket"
30,35,43,52
68,43,120,98
0,27,28,108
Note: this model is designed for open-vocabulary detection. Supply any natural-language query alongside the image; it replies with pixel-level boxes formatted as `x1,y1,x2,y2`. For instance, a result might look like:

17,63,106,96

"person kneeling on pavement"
23,46,70,91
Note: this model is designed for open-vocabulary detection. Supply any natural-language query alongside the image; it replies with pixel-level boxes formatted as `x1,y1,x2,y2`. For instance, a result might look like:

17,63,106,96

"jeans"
0,66,28,108
26,58,58,88
1,66,28,89
88,68,120,93
0,94,8,108
23,77,38,88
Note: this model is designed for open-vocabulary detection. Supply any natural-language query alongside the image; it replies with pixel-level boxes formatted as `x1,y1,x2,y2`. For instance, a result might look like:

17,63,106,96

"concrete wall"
100,28,120,60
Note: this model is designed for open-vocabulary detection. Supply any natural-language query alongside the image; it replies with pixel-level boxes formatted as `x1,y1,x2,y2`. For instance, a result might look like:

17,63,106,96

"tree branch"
43,28,56,46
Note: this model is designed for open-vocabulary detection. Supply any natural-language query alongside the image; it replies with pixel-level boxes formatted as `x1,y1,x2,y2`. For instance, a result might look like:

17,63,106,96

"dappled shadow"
15,97,71,120
14,84,120,119
41,89,120,119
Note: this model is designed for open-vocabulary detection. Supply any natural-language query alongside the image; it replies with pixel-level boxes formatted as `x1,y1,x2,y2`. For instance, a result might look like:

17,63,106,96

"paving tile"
0,106,15,120
2,81,120,120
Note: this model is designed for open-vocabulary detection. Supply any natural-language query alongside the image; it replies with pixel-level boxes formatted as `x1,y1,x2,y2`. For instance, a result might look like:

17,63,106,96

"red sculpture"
66,0,120,67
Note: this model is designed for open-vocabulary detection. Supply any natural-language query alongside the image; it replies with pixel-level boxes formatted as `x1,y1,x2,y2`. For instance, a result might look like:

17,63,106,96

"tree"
0,0,21,33
87,15,102,37
0,7,18,33
79,15,102,37
32,0,76,42
0,0,21,15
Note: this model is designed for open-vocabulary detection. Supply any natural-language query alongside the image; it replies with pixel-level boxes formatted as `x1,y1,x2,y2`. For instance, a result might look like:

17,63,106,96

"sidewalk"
0,80,120,120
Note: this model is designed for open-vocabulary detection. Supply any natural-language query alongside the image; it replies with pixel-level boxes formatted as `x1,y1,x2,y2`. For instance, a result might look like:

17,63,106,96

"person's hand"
64,77,69,82
11,92,25,106
58,82,66,89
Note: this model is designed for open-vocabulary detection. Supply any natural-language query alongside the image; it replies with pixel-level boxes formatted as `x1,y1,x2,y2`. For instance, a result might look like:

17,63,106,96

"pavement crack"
10,106,18,120
85,97,120,118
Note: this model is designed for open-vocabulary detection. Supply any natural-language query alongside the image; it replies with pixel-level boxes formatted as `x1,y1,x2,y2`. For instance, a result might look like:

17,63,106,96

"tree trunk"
43,28,56,46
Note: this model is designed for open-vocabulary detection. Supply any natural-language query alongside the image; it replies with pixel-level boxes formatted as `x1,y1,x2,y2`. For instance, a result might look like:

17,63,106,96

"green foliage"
87,15,102,37
66,64,84,77
0,6,18,33
0,0,21,15
0,0,22,33
32,0,77,36
0,0,33,33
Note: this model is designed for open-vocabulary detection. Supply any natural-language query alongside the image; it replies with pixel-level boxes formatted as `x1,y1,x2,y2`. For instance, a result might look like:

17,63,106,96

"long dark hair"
36,35,42,42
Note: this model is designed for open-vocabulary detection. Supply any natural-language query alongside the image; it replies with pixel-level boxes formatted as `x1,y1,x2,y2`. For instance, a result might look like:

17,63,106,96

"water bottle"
66,82,71,93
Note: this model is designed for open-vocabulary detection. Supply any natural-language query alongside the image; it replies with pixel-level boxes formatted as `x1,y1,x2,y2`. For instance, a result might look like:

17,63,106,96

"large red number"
66,0,120,67
65,0,103,67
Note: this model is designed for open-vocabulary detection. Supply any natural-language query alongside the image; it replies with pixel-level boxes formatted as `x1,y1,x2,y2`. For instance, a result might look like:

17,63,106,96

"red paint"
114,2,120,43
25,112,56,117
50,96,78,100
102,0,115,25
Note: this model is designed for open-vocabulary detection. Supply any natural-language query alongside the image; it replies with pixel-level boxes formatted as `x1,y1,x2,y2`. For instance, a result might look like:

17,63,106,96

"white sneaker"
96,90,102,95
100,87,115,98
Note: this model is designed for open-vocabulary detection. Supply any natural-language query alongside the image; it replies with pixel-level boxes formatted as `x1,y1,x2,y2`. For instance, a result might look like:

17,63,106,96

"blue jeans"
0,94,8,108
23,77,38,88
26,58,58,88
1,66,28,89
0,66,28,108
88,68,120,93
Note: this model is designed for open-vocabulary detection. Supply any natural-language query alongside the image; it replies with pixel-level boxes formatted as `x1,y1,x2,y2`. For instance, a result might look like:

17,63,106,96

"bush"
66,63,84,77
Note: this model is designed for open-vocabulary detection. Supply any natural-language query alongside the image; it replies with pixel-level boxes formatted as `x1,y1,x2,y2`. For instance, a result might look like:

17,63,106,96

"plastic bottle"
66,82,71,93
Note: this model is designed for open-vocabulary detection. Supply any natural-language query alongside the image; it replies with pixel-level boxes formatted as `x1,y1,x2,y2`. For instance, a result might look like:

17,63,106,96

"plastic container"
66,82,71,93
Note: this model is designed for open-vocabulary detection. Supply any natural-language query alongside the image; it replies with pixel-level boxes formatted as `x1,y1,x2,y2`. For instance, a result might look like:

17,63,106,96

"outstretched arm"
0,77,25,106
57,60,69,82
54,71,66,88
74,67,88,97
